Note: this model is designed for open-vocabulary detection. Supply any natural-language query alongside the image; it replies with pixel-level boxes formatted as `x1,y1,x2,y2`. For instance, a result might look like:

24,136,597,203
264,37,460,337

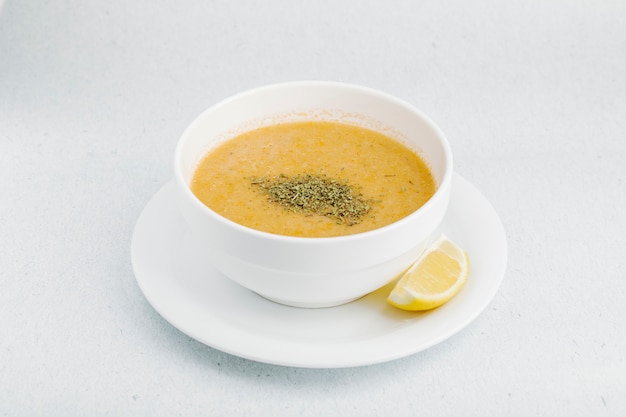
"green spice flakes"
250,174,372,225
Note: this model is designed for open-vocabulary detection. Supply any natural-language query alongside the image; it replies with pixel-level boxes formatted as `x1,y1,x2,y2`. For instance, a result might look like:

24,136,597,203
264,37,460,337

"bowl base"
256,293,363,309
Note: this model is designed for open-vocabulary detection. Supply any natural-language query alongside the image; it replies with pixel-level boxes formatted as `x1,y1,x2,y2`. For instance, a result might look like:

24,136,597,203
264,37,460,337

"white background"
1,0,625,415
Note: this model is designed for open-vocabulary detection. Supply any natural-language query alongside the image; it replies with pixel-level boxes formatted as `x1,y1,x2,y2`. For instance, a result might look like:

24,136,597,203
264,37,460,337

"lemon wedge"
387,235,469,311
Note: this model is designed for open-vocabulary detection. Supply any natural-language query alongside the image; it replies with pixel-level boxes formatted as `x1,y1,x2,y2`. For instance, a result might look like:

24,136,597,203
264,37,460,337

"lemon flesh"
387,235,469,311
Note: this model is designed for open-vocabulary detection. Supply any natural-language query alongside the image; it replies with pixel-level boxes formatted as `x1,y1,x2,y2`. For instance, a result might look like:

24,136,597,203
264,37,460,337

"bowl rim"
174,80,454,244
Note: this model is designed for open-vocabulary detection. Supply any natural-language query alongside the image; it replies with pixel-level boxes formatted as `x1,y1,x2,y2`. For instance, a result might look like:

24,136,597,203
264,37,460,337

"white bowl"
174,81,453,308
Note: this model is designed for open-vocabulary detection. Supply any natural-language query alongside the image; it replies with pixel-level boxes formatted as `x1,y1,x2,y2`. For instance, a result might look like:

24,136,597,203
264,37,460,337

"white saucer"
131,174,507,368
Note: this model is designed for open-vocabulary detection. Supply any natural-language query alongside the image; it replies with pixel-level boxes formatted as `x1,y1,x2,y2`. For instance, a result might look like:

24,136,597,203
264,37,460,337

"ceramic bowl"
174,81,453,308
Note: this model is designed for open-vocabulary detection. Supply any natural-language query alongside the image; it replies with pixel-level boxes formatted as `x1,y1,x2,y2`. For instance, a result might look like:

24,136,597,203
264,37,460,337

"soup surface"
191,121,436,237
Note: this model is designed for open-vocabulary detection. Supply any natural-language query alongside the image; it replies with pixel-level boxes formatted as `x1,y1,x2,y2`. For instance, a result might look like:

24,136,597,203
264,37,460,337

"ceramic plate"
131,174,507,368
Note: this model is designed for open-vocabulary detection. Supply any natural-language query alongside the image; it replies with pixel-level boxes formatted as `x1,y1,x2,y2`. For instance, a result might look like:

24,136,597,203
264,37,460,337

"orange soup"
191,121,436,237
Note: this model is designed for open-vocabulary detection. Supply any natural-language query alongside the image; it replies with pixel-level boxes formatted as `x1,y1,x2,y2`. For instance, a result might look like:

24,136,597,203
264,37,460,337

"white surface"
131,175,506,368
1,0,624,415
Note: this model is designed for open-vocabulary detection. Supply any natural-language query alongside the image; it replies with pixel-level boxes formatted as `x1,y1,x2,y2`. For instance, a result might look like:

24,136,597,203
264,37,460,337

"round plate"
131,174,507,368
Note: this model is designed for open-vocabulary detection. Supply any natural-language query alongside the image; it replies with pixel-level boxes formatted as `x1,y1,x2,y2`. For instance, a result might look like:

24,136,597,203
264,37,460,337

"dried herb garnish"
250,173,372,225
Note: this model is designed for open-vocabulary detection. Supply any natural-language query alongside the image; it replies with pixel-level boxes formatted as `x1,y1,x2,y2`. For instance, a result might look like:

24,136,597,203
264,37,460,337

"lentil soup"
191,121,436,237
